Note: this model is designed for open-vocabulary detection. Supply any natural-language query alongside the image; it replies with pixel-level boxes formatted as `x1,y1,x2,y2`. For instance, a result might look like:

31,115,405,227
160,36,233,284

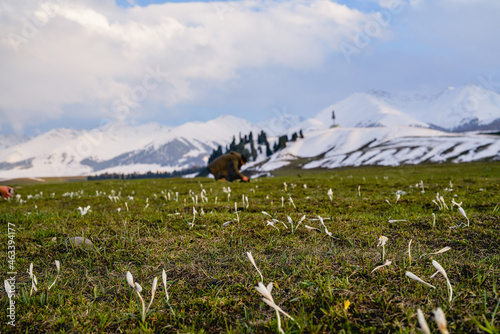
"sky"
1,0,499,135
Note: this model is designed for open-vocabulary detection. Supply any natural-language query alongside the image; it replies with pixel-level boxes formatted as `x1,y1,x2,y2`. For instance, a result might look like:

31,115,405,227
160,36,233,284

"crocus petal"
55,260,60,273
151,277,158,295
126,271,135,288
135,282,143,293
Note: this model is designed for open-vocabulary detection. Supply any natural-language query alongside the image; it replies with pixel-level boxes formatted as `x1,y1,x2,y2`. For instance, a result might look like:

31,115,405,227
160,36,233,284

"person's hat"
241,155,248,163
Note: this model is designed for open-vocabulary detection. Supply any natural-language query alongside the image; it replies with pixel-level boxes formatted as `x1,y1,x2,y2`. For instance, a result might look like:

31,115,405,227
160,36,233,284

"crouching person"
208,151,249,182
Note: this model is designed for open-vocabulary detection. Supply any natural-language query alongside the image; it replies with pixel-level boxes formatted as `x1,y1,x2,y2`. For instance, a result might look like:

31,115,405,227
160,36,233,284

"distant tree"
250,140,257,161
278,135,288,151
257,130,268,145
266,142,273,156
291,132,298,142
299,130,304,138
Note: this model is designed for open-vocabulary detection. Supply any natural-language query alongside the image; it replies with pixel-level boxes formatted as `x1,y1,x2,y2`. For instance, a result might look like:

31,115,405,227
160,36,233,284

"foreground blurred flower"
417,308,431,334
77,205,91,216
433,307,449,334
255,282,294,334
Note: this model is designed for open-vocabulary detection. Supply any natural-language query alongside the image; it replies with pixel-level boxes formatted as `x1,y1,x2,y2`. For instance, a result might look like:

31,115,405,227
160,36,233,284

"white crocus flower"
48,260,61,290
433,307,449,334
377,236,389,262
458,207,470,226
432,260,453,302
318,216,333,237
420,247,451,258
147,277,158,311
327,189,333,201
126,271,157,322
28,263,37,295
235,202,239,223
388,219,407,223
77,205,91,216
408,239,413,263
162,269,169,302
405,271,436,289
247,251,264,282
371,260,392,273
417,309,431,334
296,215,306,230
266,220,279,231
255,282,294,334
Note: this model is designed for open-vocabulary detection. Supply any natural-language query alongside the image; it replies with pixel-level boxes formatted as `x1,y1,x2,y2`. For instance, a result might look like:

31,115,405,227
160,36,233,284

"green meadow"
1,162,499,333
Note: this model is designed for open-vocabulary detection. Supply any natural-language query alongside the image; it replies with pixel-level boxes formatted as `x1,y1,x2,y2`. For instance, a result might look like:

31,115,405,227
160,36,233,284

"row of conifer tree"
208,129,304,164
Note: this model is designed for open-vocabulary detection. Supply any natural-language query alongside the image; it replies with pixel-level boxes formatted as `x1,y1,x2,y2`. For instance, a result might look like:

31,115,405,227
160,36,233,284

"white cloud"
0,0,499,133
0,0,378,132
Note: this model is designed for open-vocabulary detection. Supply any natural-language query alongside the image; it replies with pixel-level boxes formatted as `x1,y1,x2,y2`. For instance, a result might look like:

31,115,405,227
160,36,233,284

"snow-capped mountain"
257,113,304,136
1,85,499,179
0,134,30,151
294,85,500,133
248,126,500,173
0,115,261,178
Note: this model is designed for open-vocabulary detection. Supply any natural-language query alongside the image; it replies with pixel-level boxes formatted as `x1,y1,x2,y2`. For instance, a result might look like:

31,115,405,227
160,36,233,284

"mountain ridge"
1,85,499,178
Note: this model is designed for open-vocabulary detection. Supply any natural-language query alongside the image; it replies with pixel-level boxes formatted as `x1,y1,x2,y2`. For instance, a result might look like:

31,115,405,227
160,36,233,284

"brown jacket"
208,151,245,181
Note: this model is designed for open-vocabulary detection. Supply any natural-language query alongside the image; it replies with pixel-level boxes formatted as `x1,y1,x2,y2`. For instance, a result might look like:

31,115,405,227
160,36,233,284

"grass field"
1,162,499,333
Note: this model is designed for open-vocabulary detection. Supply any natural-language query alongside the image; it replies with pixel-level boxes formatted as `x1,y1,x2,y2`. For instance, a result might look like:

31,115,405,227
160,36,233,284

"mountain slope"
250,127,500,172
